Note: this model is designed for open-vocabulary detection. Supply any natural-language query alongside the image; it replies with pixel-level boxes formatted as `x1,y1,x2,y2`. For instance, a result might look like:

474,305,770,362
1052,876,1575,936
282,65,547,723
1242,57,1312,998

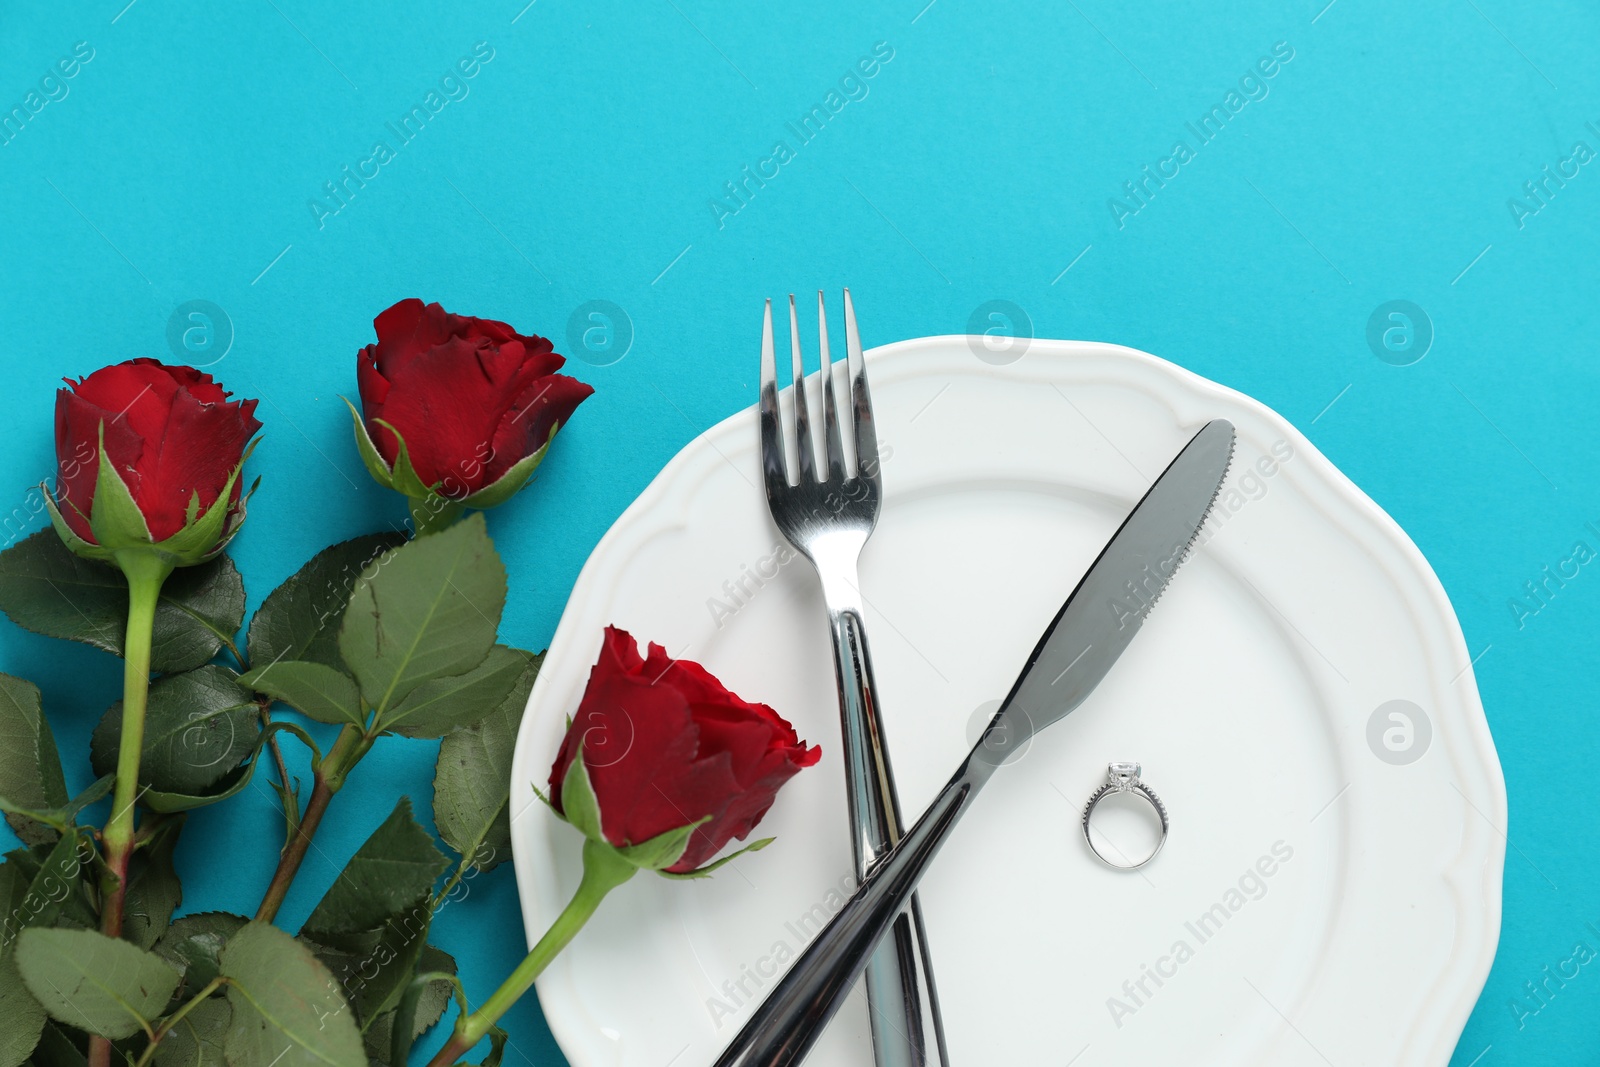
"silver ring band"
1081,762,1168,870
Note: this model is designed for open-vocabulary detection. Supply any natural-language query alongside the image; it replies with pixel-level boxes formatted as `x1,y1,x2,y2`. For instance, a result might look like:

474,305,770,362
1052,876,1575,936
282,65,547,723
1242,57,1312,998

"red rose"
53,359,260,552
549,626,820,874
355,299,593,501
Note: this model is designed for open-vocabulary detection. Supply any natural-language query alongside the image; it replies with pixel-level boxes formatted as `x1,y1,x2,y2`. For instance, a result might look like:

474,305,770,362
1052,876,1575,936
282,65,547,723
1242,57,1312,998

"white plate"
509,337,1504,1067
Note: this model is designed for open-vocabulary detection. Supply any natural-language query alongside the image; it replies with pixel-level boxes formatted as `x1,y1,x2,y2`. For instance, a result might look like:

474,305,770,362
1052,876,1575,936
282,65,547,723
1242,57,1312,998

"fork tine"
759,299,787,492
817,291,848,482
788,294,816,483
842,288,880,485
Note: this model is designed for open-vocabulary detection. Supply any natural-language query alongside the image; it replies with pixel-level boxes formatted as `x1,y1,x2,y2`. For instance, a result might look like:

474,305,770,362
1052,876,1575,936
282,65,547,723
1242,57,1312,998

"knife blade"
711,417,1236,1067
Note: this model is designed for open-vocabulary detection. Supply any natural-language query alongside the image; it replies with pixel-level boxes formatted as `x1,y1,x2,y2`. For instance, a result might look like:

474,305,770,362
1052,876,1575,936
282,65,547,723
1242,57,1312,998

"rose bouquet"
0,300,819,1067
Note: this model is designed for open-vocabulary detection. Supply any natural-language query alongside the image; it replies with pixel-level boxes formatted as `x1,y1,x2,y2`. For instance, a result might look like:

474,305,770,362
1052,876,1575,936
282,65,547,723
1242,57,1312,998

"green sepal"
47,431,255,570
656,836,774,880
149,440,254,566
455,424,559,510
556,744,606,844
344,396,395,492
373,420,436,500
615,818,708,872
346,393,563,515
86,424,152,552
345,399,478,530
42,487,109,564
554,744,711,874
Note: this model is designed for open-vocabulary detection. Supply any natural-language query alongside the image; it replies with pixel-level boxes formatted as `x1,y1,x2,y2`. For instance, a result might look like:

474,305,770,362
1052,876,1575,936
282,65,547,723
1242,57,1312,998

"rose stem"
409,495,466,538
253,724,372,923
423,839,637,1067
90,551,172,1067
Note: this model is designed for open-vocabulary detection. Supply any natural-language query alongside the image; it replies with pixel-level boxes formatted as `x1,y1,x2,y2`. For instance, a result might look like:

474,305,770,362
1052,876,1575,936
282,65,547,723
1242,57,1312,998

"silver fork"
758,290,948,1067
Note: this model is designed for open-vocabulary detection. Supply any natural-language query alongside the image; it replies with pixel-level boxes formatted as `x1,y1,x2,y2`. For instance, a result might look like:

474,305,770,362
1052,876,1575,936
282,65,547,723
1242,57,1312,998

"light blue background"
1,0,1595,1063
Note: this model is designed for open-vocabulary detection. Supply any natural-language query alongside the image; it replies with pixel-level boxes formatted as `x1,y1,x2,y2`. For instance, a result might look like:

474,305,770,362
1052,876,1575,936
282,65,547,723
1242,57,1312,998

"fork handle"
826,595,949,1067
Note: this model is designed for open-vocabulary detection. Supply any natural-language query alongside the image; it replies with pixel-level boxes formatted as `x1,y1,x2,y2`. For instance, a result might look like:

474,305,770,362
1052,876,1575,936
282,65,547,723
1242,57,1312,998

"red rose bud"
549,626,820,875
49,359,260,567
350,299,593,522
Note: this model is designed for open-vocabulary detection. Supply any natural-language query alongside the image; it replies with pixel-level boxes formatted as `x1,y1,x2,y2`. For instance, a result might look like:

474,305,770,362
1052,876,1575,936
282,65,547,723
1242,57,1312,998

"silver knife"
712,418,1236,1067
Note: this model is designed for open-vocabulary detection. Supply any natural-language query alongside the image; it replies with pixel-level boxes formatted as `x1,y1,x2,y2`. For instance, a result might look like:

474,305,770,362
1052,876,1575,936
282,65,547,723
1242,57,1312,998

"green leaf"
153,913,248,998
433,653,540,872
0,533,121,656
0,532,244,674
136,721,305,814
219,922,364,1067
2,832,96,951
55,776,113,826
337,514,506,715
478,1026,508,1067
0,861,23,954
304,911,430,1033
90,667,259,796
381,645,530,738
122,818,183,951
356,922,430,1026
137,769,252,814
149,555,247,673
14,927,180,1040
240,661,364,728
152,996,229,1067
302,799,447,946
364,944,456,1067
0,775,113,842
24,1022,85,1067
0,952,45,1067
0,675,67,846
244,533,405,672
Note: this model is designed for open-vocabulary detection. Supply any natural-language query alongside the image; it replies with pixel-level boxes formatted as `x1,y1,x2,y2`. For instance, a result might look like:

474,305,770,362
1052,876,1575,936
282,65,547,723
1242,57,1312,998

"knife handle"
711,757,985,1067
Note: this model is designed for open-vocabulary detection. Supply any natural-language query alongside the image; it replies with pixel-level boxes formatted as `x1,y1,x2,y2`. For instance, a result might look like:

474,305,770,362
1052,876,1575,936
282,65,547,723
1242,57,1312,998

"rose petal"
486,374,593,484
137,385,260,540
53,390,143,542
